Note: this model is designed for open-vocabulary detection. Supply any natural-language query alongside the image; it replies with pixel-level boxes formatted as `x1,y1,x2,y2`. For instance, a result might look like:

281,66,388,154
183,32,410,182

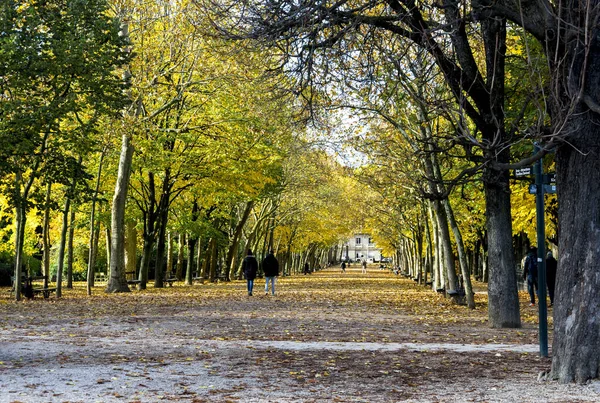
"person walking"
304,262,310,275
262,249,279,296
361,259,367,274
546,251,557,306
523,247,538,306
242,249,258,296
341,261,346,273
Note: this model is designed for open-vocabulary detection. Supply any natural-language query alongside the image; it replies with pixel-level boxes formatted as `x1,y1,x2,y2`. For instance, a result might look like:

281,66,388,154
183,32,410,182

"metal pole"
534,143,548,357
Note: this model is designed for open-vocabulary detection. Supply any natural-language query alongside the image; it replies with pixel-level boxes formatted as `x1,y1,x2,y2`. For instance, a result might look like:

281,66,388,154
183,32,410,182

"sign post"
533,143,548,358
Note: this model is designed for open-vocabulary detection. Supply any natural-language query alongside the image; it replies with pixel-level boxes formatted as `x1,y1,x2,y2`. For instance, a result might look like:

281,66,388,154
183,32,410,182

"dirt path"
1,268,598,402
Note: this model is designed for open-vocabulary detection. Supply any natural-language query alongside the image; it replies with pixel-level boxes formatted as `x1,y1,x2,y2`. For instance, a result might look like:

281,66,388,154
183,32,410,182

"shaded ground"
1,267,598,402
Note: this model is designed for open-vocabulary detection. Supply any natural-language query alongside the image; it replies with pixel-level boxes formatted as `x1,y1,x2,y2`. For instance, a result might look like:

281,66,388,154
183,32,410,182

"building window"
368,238,373,244
356,238,361,244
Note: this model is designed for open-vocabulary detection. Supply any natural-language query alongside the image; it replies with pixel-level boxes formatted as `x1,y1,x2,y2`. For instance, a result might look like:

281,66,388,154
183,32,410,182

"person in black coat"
523,247,538,306
242,249,258,296
262,250,279,296
546,251,558,306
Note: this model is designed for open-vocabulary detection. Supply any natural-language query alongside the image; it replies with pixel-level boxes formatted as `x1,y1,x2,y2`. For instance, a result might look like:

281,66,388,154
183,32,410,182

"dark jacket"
523,252,538,281
262,253,279,277
242,255,258,280
546,255,557,287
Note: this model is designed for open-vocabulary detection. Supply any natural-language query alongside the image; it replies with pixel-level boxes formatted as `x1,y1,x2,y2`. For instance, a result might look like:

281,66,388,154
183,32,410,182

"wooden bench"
28,276,56,299
164,276,177,286
125,271,141,286
94,272,106,282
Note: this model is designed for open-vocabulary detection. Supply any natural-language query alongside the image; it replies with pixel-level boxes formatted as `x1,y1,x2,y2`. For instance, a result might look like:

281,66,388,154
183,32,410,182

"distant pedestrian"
341,261,346,273
304,262,310,275
242,249,258,296
523,247,538,306
546,251,557,306
361,260,367,274
262,250,279,296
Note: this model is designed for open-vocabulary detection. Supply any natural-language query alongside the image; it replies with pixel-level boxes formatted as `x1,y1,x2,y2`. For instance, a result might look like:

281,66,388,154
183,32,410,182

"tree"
0,0,129,299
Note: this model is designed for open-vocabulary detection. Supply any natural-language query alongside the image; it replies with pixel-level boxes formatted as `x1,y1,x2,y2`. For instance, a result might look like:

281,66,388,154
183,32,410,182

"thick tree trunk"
484,174,520,328
551,123,600,383
106,133,134,293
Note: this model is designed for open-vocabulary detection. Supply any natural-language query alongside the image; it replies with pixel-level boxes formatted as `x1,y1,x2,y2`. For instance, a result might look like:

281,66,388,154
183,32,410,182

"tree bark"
66,208,76,289
56,196,71,298
484,173,520,327
551,120,600,383
125,220,137,279
176,232,185,280
42,182,52,289
87,149,105,295
444,199,476,309
225,201,254,281
106,132,134,293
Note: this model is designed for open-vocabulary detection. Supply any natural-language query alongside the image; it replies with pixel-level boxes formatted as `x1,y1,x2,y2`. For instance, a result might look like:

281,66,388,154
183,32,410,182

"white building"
343,234,383,263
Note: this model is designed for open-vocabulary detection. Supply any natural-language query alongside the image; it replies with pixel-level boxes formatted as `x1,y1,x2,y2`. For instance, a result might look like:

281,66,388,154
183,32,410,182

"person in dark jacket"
304,262,310,275
523,247,538,306
242,249,258,296
262,250,279,296
546,251,557,306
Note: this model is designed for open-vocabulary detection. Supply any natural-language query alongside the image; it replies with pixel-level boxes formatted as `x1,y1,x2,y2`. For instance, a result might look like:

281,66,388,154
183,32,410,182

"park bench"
125,271,141,286
23,275,56,299
164,273,177,286
94,272,106,282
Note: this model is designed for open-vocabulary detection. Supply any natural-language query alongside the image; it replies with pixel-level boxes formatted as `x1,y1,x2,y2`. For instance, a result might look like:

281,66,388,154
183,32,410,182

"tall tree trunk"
166,231,173,277
444,199,475,309
433,199,458,294
484,173,520,327
154,173,171,288
225,201,254,281
56,197,71,298
87,150,105,295
106,132,134,293
138,172,157,290
125,220,137,279
105,225,111,275
185,235,196,286
176,233,184,280
42,182,52,289
13,171,26,301
209,238,218,282
66,208,76,289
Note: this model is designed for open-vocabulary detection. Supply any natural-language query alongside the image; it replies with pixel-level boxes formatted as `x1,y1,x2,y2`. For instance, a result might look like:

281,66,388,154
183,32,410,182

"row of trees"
0,0,367,298
201,0,600,384
2,0,599,384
